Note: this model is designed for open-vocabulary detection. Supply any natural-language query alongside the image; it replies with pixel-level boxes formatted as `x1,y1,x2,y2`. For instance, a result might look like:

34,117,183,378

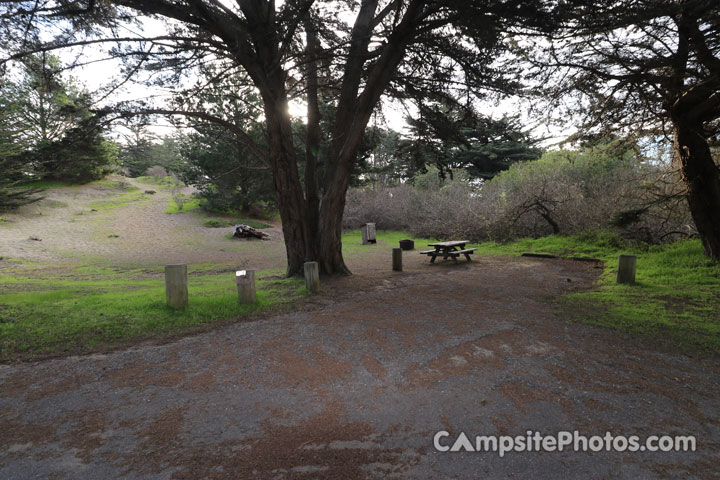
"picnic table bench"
420,240,476,264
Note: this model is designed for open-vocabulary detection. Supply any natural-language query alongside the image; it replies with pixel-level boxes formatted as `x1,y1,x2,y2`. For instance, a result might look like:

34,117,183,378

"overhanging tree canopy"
1,0,557,275
0,51,116,185
524,0,720,259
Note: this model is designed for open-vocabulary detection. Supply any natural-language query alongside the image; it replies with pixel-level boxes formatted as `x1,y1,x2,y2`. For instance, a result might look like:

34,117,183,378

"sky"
46,10,571,147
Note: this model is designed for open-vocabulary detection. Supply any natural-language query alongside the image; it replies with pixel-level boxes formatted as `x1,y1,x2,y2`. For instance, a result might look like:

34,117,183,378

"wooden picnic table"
420,240,476,264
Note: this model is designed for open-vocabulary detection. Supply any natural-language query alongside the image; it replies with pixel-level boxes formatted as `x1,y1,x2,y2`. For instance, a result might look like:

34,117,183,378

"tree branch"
100,107,269,165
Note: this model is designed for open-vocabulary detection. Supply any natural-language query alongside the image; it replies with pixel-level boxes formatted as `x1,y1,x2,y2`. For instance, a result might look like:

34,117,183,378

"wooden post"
392,248,403,271
304,261,320,293
366,223,376,243
361,223,377,244
235,269,256,304
165,264,188,308
617,254,637,284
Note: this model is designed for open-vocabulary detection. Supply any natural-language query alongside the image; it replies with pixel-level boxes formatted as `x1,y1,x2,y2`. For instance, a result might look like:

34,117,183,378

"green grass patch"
468,231,626,258
343,229,720,353
341,229,443,255
166,194,202,214
0,264,305,361
472,232,720,354
94,179,138,190
82,178,149,211
135,175,180,188
204,218,271,229
89,189,148,211
560,239,720,354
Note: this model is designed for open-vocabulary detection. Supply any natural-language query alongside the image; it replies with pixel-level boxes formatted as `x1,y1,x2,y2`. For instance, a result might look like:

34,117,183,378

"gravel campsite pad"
2,257,719,479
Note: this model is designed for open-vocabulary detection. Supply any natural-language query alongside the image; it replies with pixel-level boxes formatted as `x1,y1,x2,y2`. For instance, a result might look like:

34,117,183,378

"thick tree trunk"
303,16,322,268
237,0,425,277
263,87,351,276
674,122,720,260
271,149,310,277
317,185,352,276
262,90,311,277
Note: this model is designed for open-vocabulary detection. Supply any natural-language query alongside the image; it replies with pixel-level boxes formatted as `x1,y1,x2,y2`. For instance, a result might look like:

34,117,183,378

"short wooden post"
165,264,188,308
392,248,403,272
235,269,256,304
304,261,320,293
617,254,637,284
361,223,377,244
367,223,376,243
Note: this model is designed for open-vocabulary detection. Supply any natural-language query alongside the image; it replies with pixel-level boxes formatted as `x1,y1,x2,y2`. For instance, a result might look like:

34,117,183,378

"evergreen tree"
400,102,542,180
1,53,117,182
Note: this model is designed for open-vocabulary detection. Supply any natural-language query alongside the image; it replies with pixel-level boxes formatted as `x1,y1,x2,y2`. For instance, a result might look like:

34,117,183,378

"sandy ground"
1,179,719,478
0,176,482,275
0,177,288,268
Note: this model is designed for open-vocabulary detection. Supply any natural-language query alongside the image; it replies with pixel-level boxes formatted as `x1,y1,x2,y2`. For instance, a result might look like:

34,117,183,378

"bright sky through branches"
10,0,571,146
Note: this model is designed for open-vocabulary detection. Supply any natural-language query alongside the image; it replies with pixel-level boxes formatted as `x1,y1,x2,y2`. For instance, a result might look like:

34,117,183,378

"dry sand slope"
0,176,287,268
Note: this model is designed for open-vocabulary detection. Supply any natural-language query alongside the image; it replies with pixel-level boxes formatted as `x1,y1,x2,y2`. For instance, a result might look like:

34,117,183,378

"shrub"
204,219,230,228
344,144,694,244
171,186,188,212
146,165,169,178
172,193,186,211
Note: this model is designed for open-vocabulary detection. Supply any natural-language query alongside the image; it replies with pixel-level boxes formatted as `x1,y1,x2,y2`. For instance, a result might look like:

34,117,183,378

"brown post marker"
165,264,188,308
392,248,403,272
361,223,377,245
616,254,637,284
304,261,320,293
235,269,256,304
366,223,376,243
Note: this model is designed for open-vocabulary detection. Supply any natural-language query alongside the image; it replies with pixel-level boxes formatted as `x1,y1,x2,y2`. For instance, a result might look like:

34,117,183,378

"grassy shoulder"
165,197,275,229
473,233,720,354
340,229,441,255
0,263,305,362
343,228,719,353
166,194,203,214
2,224,717,361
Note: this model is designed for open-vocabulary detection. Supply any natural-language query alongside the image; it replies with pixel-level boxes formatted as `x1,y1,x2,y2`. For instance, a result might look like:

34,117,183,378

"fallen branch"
233,224,269,240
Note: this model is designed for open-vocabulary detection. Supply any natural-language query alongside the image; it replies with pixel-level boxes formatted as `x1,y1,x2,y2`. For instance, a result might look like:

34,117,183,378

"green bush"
345,141,693,244
204,219,230,228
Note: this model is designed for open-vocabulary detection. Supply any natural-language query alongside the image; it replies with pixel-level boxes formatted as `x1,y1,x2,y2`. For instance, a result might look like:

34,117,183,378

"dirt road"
2,258,718,479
